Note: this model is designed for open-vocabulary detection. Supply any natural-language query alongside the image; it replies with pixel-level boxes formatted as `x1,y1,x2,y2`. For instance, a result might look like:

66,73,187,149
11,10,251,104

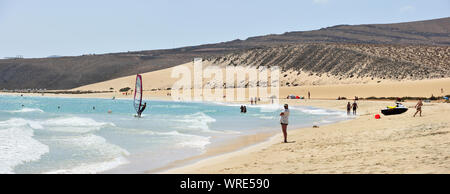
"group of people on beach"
278,98,425,144
239,101,291,143
250,97,261,105
346,101,358,115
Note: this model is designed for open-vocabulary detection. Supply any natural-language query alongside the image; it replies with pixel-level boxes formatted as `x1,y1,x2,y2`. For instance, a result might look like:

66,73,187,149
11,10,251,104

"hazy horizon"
1,0,449,58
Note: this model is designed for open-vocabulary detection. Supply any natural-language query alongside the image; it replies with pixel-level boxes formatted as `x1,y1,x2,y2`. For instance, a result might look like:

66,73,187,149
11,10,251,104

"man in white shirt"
280,104,290,143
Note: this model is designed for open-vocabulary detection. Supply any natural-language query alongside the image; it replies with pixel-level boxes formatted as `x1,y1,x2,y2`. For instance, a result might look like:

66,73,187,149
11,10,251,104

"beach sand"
14,77,448,103
163,99,450,174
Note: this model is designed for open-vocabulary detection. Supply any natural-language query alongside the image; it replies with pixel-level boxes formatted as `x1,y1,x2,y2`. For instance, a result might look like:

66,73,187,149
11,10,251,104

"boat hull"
381,108,408,115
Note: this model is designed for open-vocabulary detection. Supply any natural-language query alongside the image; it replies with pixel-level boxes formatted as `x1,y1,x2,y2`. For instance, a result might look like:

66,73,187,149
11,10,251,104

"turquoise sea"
0,95,350,174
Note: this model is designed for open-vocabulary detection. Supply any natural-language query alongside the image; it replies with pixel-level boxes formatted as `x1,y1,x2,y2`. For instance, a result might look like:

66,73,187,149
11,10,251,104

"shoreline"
160,118,355,174
161,110,356,174
150,131,277,174
2,92,449,174
0,92,353,174
163,100,450,174
2,92,351,174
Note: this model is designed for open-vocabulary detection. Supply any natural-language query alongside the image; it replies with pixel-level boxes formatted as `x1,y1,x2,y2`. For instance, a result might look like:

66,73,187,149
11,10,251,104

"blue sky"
0,0,448,58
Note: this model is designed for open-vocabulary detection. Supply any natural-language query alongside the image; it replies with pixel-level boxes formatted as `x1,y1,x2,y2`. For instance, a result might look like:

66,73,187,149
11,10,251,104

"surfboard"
134,74,143,115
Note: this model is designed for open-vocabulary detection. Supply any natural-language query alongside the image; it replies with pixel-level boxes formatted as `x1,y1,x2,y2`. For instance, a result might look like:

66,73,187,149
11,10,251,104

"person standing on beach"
352,101,358,115
308,91,311,99
280,104,290,143
347,102,351,115
414,99,423,117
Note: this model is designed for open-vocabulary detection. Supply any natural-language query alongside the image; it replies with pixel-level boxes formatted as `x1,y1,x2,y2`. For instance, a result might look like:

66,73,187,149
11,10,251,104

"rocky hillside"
205,44,450,86
1,17,449,89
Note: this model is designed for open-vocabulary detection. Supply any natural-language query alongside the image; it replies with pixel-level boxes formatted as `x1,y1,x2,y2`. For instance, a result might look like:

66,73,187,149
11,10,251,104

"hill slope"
1,17,449,90
205,44,449,87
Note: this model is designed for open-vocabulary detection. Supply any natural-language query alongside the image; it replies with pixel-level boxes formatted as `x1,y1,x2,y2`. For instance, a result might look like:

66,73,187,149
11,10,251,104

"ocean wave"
210,102,242,107
259,116,275,119
43,134,130,174
48,134,129,154
0,118,44,130
320,119,333,124
44,156,129,174
150,104,192,109
0,117,114,133
162,131,211,150
42,117,115,133
175,135,211,150
0,125,49,174
9,108,44,113
121,129,211,150
292,107,346,116
175,112,219,133
254,104,283,112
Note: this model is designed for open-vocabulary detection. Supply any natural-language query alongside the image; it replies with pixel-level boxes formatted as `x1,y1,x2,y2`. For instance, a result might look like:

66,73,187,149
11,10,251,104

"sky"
0,0,449,58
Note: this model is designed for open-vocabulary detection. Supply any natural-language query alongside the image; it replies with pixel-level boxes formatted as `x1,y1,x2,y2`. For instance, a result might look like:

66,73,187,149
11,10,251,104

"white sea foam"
210,101,242,107
44,134,130,174
0,124,49,174
255,104,283,112
178,112,242,134
0,118,44,130
42,117,115,133
9,108,44,113
163,131,211,150
259,116,275,119
177,112,218,133
12,108,44,113
292,107,346,116
49,134,129,154
124,129,212,150
0,117,114,133
150,104,191,109
175,135,211,150
320,119,333,124
0,116,124,173
44,156,129,174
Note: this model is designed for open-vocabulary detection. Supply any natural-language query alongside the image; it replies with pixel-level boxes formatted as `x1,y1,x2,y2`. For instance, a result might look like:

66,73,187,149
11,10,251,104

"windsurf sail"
134,74,143,114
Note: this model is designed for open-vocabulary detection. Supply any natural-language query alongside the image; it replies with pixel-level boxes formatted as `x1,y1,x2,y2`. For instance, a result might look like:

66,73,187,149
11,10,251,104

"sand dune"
73,62,194,92
73,62,450,101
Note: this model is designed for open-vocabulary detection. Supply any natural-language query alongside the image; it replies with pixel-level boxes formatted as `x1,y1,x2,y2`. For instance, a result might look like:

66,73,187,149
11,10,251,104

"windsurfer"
137,102,147,117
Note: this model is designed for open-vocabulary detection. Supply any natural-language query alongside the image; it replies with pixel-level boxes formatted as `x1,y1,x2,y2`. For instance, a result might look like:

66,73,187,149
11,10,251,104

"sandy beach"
164,99,450,174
